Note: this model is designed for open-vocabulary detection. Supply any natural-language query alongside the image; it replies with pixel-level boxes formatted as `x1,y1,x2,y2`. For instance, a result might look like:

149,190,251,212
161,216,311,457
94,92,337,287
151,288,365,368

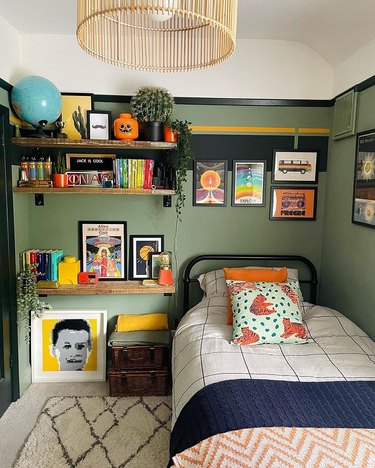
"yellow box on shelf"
58,256,81,285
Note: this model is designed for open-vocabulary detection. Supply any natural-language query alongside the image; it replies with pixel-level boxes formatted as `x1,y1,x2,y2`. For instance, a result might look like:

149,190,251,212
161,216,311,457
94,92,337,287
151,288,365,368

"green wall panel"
320,87,375,340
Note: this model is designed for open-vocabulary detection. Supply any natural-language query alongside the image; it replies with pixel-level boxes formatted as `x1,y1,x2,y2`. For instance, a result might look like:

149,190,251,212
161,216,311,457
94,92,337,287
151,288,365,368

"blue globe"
11,75,62,128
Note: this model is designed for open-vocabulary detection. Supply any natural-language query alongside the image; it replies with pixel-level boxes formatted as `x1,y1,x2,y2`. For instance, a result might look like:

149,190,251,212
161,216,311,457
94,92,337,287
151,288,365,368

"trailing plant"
53,151,66,174
170,119,193,222
130,86,174,122
17,266,51,342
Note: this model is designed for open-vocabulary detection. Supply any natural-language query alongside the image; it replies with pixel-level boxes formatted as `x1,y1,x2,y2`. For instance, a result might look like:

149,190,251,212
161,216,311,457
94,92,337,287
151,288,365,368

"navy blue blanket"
170,379,375,460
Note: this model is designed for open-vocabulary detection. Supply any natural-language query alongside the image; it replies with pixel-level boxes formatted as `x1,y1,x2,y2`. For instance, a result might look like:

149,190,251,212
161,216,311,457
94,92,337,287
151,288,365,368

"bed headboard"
182,254,318,313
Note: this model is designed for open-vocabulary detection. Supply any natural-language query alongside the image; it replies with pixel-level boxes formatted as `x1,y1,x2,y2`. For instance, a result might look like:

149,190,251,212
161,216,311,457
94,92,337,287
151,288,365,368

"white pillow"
198,267,300,298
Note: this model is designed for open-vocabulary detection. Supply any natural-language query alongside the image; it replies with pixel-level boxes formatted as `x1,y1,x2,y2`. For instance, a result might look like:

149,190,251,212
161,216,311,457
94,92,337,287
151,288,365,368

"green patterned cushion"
227,280,309,346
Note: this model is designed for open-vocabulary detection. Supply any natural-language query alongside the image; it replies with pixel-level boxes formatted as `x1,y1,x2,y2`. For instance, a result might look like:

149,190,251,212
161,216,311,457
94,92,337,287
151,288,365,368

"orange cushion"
224,267,288,325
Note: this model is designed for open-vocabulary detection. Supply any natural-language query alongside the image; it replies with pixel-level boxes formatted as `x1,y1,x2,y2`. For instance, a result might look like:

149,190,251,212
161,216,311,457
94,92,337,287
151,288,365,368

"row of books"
19,249,64,281
113,159,154,189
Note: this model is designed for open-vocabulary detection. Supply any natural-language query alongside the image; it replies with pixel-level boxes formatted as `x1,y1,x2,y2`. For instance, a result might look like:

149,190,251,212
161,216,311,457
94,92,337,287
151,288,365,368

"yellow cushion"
116,313,168,332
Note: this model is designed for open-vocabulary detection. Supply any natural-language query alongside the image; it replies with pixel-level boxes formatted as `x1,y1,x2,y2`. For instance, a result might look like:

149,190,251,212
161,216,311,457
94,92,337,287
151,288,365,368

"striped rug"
14,396,171,468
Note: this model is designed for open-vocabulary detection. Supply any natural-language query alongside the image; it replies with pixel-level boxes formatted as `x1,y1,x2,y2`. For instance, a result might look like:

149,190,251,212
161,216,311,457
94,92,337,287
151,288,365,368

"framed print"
352,129,375,228
61,93,93,140
272,150,318,184
231,160,266,206
193,160,227,206
129,235,164,280
149,251,162,280
79,221,127,280
87,111,112,140
270,187,317,220
31,309,107,382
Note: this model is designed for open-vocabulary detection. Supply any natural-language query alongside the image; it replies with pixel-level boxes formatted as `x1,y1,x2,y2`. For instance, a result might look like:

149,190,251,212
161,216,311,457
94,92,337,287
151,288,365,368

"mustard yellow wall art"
61,94,93,140
31,309,107,382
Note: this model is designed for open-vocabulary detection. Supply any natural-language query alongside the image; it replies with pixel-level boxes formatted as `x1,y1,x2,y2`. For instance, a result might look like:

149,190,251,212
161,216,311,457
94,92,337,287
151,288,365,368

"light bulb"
148,0,174,22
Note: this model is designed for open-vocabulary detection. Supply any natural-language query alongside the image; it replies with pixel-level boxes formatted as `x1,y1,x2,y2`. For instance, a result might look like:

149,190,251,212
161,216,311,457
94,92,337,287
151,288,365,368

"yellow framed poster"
61,93,93,140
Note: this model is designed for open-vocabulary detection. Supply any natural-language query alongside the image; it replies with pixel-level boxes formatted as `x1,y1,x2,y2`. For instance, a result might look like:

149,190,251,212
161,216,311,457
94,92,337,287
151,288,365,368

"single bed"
170,255,375,467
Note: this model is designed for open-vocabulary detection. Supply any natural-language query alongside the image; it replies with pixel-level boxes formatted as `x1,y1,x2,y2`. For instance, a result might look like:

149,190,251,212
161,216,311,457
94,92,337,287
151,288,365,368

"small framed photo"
193,160,227,206
272,150,318,184
270,186,317,220
352,129,375,228
129,235,164,280
79,221,127,280
232,160,266,206
31,309,107,382
149,251,162,280
87,111,112,140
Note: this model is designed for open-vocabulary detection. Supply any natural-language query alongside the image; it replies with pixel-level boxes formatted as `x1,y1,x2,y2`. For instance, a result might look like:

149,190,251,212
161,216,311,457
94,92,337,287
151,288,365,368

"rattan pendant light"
76,0,238,72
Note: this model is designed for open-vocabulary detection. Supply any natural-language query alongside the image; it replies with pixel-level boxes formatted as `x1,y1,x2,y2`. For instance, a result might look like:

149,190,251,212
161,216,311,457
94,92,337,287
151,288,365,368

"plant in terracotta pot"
130,86,174,142
52,151,68,188
17,266,51,342
163,119,178,143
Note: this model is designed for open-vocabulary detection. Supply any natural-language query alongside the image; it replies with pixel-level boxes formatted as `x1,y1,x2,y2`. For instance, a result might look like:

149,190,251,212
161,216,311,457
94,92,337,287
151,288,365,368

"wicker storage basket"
108,368,170,396
111,344,169,370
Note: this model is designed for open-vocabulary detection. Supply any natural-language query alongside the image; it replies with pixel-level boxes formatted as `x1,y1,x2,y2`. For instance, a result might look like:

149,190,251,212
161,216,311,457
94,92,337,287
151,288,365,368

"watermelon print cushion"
227,280,309,346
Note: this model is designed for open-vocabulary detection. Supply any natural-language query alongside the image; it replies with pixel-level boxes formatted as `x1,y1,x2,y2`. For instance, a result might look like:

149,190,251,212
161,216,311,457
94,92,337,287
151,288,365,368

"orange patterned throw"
172,427,375,468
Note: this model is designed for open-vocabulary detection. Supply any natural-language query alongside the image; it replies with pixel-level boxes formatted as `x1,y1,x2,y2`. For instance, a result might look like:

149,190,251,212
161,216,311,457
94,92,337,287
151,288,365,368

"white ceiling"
0,0,374,66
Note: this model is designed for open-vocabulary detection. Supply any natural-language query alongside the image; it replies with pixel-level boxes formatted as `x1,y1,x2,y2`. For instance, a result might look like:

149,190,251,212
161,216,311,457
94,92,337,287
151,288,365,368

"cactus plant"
53,151,66,174
130,86,174,123
72,105,87,138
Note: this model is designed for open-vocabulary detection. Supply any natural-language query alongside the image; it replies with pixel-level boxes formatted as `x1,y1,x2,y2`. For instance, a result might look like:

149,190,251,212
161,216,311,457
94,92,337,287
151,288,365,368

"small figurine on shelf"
52,151,68,188
55,117,68,139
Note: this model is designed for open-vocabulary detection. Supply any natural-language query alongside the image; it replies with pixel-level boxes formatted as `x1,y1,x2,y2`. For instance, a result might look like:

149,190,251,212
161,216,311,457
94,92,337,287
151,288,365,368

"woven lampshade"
76,0,238,72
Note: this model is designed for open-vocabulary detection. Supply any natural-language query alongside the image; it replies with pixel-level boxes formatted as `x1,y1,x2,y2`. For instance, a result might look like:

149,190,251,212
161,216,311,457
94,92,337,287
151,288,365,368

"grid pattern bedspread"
172,296,375,425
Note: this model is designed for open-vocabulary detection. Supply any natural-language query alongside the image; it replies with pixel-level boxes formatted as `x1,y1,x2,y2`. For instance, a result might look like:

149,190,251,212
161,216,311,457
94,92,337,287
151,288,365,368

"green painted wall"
320,88,375,340
12,102,330,394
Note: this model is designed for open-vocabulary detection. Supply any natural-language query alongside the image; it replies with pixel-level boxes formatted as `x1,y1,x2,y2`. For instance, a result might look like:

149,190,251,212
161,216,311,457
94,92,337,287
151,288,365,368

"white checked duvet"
172,296,375,425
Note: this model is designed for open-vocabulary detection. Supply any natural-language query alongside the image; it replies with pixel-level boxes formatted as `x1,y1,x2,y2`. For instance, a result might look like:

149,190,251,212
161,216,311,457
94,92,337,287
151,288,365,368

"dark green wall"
320,87,375,339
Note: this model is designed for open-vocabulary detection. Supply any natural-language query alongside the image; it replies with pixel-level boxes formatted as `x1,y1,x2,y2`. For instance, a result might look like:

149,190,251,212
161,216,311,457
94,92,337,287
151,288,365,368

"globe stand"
31,120,49,138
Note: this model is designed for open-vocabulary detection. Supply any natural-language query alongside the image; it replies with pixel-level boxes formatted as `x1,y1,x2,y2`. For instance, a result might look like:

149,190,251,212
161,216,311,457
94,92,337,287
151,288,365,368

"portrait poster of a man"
42,318,97,372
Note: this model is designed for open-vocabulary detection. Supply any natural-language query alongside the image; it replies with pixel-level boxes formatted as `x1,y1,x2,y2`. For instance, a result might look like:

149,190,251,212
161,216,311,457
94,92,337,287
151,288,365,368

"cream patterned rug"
14,396,171,468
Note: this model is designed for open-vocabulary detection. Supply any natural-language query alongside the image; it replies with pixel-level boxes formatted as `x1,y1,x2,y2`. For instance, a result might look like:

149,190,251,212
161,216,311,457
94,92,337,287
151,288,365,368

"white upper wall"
15,35,333,100
0,14,20,83
334,38,375,95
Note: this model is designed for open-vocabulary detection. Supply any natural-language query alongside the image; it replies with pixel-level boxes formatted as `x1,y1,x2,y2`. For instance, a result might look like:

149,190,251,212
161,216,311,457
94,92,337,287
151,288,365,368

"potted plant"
52,151,68,188
163,119,178,143
170,119,194,222
17,266,51,342
130,86,174,141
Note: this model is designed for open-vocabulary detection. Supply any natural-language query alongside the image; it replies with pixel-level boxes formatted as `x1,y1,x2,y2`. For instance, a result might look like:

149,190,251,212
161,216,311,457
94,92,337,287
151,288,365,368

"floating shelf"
37,281,175,296
13,187,175,195
11,137,177,150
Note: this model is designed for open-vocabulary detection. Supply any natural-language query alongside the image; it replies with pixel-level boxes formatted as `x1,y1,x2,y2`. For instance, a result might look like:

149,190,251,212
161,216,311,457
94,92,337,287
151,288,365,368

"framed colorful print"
87,110,112,140
31,309,107,382
61,93,93,140
193,160,227,206
352,129,375,228
129,235,164,280
79,221,127,280
270,186,317,220
231,160,266,206
272,150,318,184
149,251,162,280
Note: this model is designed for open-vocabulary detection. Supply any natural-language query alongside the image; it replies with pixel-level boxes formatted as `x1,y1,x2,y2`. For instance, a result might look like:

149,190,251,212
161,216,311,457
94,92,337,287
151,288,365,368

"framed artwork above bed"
352,129,375,228
193,160,227,206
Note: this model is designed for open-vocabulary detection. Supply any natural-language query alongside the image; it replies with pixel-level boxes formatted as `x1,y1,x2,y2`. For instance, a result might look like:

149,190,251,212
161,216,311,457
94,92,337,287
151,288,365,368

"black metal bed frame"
183,254,318,313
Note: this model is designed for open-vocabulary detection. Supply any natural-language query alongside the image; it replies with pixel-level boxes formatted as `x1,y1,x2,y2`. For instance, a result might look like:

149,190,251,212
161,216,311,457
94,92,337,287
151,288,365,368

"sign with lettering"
67,171,113,187
66,154,115,171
